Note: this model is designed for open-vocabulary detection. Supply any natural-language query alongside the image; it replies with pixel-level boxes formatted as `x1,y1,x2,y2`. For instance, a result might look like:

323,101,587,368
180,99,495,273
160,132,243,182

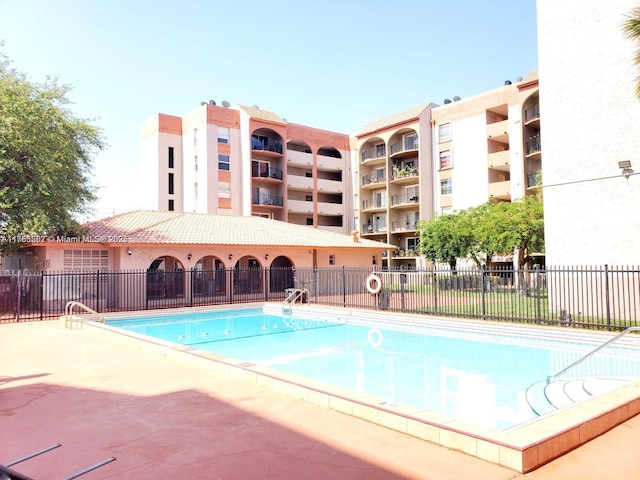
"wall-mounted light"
127,247,132,256
264,254,269,260
187,253,192,261
619,160,634,179
228,254,233,260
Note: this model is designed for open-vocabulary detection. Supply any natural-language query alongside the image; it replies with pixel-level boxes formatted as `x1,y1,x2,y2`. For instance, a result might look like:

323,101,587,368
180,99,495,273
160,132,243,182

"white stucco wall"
538,0,640,266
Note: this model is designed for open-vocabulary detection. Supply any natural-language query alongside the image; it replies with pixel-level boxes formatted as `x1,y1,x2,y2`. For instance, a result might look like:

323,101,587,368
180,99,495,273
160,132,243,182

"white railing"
64,301,104,328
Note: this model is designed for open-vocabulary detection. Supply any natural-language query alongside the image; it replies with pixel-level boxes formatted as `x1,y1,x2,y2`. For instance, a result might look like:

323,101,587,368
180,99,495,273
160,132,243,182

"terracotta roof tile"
85,210,395,249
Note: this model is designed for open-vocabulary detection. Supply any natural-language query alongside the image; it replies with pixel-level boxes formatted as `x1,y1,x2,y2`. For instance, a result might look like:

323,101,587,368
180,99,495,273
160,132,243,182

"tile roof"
85,210,395,249
357,103,433,136
237,105,287,124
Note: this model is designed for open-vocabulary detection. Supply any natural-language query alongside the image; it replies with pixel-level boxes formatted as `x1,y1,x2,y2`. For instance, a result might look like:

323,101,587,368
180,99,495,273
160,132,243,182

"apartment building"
353,104,436,270
140,102,352,234
538,0,640,266
430,71,541,215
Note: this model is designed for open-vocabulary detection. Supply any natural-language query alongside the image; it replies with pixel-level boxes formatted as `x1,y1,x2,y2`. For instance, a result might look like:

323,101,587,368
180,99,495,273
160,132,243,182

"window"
168,147,174,169
63,249,109,272
407,237,420,252
305,172,313,178
439,150,452,169
217,127,229,144
306,218,313,225
375,143,385,157
329,255,335,265
193,128,198,145
168,173,174,195
252,160,269,177
218,154,230,171
439,123,451,143
168,199,174,211
440,178,452,195
194,155,198,172
372,255,377,266
219,182,230,199
194,182,198,200
403,133,418,150
441,206,453,215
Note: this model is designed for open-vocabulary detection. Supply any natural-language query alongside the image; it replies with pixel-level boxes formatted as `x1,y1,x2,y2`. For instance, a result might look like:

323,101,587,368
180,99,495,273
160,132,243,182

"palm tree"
622,7,640,98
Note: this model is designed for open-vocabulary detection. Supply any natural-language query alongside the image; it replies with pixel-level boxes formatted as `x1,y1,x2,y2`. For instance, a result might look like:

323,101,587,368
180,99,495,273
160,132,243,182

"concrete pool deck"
2,318,640,479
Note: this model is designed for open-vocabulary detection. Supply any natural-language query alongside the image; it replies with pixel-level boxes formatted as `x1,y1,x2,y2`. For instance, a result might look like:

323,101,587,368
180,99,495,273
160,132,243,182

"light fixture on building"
619,160,634,179
187,253,192,261
127,247,132,256
228,254,233,260
264,254,269,260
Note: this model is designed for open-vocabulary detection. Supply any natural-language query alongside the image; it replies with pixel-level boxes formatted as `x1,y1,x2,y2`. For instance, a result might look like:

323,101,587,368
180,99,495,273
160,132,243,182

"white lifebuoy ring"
368,328,383,348
366,273,382,295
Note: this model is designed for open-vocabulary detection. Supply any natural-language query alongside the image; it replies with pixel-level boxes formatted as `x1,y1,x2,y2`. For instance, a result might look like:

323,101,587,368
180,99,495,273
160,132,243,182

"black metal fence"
1,265,638,331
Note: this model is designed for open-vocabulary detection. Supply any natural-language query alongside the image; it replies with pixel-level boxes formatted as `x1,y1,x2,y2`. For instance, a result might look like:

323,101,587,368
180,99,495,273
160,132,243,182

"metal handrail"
64,301,104,328
547,326,640,384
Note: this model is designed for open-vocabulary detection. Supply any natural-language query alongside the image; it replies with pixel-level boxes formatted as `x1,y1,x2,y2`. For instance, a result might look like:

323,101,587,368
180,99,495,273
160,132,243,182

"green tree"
417,210,475,270
0,49,105,250
623,7,640,99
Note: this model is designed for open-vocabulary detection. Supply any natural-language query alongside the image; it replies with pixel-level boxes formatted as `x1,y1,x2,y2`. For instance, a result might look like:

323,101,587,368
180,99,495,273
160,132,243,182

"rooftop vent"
222,100,230,108
453,96,461,101
443,98,452,104
209,100,216,105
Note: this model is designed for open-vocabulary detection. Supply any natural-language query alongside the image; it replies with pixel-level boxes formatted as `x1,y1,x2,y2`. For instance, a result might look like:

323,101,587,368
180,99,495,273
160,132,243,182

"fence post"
96,270,101,313
40,271,44,321
534,265,541,324
480,266,486,320
432,266,438,314
264,267,269,302
604,264,611,331
15,269,21,322
342,266,346,307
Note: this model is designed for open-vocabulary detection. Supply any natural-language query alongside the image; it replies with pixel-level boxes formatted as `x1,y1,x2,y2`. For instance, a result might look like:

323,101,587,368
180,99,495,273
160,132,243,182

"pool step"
526,377,630,416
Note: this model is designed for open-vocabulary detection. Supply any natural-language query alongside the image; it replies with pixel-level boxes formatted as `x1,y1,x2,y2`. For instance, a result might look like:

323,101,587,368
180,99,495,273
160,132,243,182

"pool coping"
81,303,640,473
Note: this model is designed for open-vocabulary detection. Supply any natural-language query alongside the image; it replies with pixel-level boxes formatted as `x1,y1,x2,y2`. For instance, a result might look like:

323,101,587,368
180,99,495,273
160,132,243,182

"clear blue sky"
0,0,538,220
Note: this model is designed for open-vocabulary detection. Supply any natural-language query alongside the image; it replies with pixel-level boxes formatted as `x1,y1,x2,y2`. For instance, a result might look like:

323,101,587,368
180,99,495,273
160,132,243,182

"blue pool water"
107,307,640,430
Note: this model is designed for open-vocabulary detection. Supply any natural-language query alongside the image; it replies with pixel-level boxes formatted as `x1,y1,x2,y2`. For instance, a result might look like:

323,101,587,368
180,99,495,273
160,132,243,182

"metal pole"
604,264,611,331
5,443,62,467
60,457,116,480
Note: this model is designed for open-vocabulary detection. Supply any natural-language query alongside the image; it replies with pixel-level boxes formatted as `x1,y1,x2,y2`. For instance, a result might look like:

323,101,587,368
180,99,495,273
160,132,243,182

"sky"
0,0,538,220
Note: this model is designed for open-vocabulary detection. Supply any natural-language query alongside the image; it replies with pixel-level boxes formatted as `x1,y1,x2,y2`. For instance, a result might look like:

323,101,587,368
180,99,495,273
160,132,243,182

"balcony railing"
362,223,387,234
361,146,386,162
526,134,541,155
524,104,540,123
391,166,419,181
362,174,386,186
391,220,418,232
252,166,283,180
527,172,542,188
252,194,284,206
252,140,283,154
362,198,387,210
390,135,418,155
390,194,419,206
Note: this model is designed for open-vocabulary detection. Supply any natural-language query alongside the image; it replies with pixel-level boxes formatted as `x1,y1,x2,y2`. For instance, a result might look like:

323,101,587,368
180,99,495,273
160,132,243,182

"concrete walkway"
2,320,640,479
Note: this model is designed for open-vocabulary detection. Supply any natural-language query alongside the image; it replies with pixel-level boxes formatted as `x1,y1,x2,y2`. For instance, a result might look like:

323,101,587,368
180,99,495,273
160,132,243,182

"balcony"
488,150,510,171
488,180,511,201
391,166,419,184
252,194,284,207
317,177,343,193
390,135,418,159
362,223,387,235
317,153,342,170
287,175,313,190
524,104,540,125
391,220,418,232
527,172,542,188
361,146,386,165
287,149,313,166
252,139,283,155
390,193,419,208
362,198,387,212
526,134,541,156
317,201,343,215
252,166,283,181
362,174,386,188
486,120,509,143
287,199,313,214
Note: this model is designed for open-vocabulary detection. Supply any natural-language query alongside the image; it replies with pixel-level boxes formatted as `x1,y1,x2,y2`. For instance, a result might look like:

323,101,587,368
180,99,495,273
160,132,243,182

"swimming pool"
106,305,640,431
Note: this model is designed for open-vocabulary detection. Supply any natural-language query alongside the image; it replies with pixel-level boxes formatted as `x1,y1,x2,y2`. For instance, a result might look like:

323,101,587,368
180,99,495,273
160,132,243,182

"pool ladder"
64,301,105,328
282,289,309,329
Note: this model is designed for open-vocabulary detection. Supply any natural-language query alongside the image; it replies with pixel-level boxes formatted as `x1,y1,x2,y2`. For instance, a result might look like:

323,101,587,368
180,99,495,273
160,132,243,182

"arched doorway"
232,256,262,294
269,256,294,293
147,256,185,299
192,255,226,296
